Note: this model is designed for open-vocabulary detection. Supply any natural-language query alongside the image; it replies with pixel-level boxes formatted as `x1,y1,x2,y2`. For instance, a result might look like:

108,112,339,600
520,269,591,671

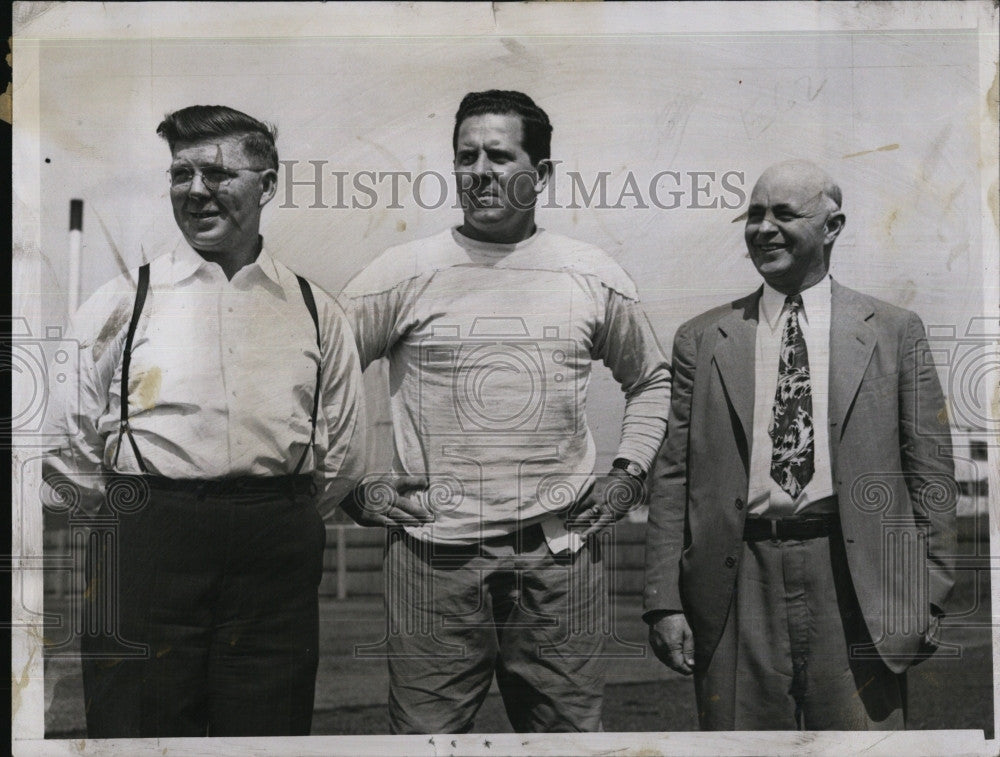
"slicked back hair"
453,90,552,166
157,105,278,171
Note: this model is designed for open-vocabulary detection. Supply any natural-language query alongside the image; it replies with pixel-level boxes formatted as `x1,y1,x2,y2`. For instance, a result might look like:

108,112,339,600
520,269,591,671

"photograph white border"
11,2,999,755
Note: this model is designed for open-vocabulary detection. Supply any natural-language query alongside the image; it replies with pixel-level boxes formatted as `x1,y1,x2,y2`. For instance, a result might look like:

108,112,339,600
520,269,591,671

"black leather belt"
106,474,316,497
743,514,840,541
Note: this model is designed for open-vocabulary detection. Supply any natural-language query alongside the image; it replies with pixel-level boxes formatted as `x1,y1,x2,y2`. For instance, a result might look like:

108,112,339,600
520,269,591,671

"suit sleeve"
898,311,957,616
642,320,696,620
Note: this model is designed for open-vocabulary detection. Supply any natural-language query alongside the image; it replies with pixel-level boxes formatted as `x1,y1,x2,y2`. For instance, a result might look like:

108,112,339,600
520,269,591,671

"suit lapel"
829,280,876,434
712,291,760,449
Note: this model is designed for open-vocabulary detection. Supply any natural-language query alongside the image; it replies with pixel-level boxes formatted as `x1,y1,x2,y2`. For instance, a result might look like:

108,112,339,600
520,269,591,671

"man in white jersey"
340,90,670,733
43,105,366,737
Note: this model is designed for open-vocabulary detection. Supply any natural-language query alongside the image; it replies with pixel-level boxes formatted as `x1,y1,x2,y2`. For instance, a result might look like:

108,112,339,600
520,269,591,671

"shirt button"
725,556,736,568
734,497,744,510
228,307,234,313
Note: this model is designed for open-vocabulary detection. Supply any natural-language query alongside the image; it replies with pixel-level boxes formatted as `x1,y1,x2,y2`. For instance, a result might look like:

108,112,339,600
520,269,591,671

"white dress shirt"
44,241,367,513
747,274,836,517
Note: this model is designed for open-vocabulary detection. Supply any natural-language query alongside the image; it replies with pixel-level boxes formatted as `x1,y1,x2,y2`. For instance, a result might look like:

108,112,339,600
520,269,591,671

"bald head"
744,160,846,295
755,159,842,211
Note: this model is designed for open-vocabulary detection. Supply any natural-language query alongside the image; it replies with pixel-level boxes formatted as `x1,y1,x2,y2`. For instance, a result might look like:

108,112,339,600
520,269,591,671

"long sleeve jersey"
340,226,670,543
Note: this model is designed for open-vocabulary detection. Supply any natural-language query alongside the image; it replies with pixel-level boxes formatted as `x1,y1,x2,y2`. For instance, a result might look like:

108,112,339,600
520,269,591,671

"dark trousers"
695,531,906,730
80,478,327,737
383,525,607,734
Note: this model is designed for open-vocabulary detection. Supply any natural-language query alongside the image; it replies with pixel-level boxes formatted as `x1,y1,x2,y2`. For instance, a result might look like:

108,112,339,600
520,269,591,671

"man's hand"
914,611,943,665
340,474,434,528
648,611,695,675
566,469,644,538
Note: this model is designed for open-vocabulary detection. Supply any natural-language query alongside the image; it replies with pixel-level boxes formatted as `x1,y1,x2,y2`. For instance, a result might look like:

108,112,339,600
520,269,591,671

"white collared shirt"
44,241,367,512
747,274,836,516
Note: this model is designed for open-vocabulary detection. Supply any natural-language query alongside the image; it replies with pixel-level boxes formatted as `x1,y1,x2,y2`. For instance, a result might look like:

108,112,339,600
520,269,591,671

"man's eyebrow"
169,161,229,169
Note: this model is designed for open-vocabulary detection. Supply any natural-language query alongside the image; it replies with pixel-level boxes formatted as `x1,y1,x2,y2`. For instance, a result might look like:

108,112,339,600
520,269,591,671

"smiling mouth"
756,243,786,253
189,210,221,219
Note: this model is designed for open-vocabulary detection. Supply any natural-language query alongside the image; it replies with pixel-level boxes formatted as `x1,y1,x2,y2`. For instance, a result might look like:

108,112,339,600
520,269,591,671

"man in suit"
643,160,957,730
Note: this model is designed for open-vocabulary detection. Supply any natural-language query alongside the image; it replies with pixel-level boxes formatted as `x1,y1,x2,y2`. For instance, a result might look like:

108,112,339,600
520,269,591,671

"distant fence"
318,520,650,599
43,516,988,601
41,520,650,601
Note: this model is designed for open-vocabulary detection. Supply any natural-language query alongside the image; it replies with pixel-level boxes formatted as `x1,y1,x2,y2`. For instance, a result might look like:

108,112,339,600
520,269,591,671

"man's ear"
259,168,278,207
533,159,553,195
825,210,845,245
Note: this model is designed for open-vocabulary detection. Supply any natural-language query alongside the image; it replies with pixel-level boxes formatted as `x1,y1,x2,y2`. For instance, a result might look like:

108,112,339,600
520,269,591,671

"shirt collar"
760,273,832,330
451,225,544,259
169,240,209,283
168,236,282,287
252,247,283,287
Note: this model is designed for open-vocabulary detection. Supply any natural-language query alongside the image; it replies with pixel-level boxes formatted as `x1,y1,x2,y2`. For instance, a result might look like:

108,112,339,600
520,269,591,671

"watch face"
614,458,644,479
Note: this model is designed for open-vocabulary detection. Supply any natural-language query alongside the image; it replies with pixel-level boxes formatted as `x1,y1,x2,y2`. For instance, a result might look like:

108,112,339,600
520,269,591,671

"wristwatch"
612,457,646,481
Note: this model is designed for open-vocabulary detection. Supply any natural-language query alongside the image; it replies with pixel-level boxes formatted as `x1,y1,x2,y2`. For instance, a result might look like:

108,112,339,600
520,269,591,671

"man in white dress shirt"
43,105,367,737
643,160,957,729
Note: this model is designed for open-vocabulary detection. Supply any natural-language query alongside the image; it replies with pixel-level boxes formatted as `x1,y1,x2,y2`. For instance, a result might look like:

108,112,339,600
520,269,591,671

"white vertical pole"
68,198,83,316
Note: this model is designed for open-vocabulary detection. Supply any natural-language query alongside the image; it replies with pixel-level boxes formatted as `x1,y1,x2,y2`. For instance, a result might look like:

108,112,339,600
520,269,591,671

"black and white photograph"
10,2,999,755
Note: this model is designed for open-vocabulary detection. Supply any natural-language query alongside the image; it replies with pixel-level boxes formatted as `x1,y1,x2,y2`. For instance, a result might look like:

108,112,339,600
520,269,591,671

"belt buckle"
770,519,780,543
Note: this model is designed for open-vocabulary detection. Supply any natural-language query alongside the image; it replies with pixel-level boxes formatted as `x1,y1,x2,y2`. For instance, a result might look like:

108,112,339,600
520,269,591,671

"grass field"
43,537,994,737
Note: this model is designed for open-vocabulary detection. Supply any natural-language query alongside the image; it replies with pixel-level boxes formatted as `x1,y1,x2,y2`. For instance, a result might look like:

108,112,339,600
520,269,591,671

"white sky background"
26,8,991,463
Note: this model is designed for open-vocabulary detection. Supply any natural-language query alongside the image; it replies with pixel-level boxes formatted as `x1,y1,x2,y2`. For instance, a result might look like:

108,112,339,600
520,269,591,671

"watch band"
612,457,646,481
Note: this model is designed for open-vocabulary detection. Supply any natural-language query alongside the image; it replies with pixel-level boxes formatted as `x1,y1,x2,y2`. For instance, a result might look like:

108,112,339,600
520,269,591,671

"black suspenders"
294,275,322,475
112,264,323,476
112,263,150,471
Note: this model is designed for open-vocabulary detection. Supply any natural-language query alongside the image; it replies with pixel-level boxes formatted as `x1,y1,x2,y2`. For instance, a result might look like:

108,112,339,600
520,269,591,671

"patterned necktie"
769,295,814,498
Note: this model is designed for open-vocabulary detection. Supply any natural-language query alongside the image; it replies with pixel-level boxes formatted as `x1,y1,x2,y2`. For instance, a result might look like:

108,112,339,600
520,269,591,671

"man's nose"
470,153,492,177
757,214,778,233
187,172,212,197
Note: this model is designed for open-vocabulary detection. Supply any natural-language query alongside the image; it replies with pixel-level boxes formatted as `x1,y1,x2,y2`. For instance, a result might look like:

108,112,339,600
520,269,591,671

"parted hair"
156,105,278,171
452,90,552,165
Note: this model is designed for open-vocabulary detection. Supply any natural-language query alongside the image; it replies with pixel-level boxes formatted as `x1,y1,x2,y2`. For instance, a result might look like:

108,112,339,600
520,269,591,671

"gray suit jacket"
643,279,957,673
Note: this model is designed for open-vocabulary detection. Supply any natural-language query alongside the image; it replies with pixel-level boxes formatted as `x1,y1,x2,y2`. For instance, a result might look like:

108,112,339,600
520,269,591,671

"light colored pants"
383,524,607,734
695,531,906,730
